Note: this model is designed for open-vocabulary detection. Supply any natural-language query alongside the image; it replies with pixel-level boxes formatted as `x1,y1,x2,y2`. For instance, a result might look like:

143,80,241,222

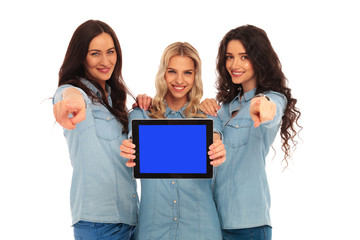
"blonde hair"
148,42,205,119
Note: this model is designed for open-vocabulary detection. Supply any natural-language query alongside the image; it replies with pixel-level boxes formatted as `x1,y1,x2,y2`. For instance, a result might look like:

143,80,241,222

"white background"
1,0,359,239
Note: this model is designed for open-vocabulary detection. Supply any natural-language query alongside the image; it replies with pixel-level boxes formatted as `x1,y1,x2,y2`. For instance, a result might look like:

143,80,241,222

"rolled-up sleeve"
207,115,223,140
128,108,149,138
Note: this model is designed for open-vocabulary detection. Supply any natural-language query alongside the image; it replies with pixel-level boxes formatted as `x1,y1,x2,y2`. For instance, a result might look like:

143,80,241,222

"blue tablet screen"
138,125,207,173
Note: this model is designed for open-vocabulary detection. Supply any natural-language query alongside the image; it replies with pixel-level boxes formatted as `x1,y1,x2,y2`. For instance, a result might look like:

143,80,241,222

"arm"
200,98,220,117
53,87,86,130
121,108,148,167
249,96,276,128
250,92,287,128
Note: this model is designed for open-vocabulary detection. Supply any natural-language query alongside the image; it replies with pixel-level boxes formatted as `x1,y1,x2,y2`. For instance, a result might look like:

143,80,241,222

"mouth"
97,67,111,73
172,85,186,92
231,71,244,77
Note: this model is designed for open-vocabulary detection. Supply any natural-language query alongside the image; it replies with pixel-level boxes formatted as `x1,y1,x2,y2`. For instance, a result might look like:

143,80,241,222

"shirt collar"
80,77,111,98
242,88,257,102
231,88,257,104
163,100,188,118
229,88,257,113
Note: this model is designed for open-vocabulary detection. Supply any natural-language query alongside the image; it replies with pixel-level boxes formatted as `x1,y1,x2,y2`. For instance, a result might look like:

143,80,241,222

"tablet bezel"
131,118,213,179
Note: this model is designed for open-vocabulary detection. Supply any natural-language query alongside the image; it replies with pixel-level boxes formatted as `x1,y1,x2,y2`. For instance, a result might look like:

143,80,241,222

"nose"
99,54,109,66
174,73,184,84
231,57,241,69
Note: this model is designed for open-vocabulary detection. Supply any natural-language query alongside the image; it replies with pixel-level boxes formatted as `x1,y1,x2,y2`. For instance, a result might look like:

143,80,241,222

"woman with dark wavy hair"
53,20,138,240
200,25,301,240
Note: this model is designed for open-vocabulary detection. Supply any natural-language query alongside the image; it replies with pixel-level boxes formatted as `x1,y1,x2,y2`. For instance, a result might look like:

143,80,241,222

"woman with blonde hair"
148,42,204,119
120,42,226,240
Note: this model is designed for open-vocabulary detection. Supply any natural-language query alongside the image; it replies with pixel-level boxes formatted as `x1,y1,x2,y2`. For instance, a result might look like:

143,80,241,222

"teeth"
174,86,185,90
232,72,243,76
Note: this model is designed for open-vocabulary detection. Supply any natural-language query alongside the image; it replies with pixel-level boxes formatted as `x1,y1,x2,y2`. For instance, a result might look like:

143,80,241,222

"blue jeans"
222,225,272,240
73,221,136,240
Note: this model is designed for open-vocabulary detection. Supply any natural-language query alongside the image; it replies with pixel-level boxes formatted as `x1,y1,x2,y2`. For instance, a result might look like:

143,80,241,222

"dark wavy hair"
58,19,133,133
216,25,302,165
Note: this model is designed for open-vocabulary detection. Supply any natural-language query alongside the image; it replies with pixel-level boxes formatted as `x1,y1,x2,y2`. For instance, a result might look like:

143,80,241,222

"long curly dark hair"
216,25,302,165
58,20,134,133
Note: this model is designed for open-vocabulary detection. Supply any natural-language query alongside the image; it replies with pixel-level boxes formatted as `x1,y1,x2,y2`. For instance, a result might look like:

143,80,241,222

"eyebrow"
167,67,194,71
226,52,247,55
88,47,116,52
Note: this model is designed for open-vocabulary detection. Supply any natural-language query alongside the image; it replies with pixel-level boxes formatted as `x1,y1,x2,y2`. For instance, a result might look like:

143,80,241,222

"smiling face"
225,40,257,92
164,55,195,110
84,32,117,89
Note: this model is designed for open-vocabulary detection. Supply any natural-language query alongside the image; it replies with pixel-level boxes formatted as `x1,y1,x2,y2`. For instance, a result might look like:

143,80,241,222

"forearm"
62,87,83,100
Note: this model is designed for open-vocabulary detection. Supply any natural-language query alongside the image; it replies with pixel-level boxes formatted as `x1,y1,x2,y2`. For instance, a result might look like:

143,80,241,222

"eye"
107,50,115,54
241,55,249,60
168,70,176,74
226,55,233,60
90,52,100,56
184,71,193,75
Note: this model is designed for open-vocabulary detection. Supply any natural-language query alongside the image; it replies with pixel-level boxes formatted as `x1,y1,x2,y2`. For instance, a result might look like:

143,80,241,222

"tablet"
131,119,213,179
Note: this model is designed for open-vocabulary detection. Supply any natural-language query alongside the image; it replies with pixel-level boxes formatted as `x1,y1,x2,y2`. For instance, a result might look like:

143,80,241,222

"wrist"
254,93,271,101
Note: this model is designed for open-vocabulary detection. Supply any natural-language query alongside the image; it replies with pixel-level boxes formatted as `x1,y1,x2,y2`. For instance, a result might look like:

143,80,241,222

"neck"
242,81,257,93
164,95,187,111
85,74,107,93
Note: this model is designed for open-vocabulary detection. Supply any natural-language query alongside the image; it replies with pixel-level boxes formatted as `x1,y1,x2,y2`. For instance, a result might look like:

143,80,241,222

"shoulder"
217,102,230,119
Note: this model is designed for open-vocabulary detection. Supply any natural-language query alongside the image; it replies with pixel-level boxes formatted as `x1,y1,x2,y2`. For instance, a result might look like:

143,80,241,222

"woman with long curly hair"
120,42,226,240
200,25,302,240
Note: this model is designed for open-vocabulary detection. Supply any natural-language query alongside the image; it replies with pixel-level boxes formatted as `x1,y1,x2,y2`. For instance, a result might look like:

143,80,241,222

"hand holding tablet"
120,119,226,178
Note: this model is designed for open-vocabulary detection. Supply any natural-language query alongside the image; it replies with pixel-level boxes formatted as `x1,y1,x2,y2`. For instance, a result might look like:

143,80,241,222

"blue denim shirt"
212,88,286,229
129,106,222,240
53,78,138,226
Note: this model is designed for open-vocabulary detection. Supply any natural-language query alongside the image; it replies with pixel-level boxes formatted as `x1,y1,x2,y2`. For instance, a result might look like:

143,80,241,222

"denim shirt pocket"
223,117,252,148
92,108,122,140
